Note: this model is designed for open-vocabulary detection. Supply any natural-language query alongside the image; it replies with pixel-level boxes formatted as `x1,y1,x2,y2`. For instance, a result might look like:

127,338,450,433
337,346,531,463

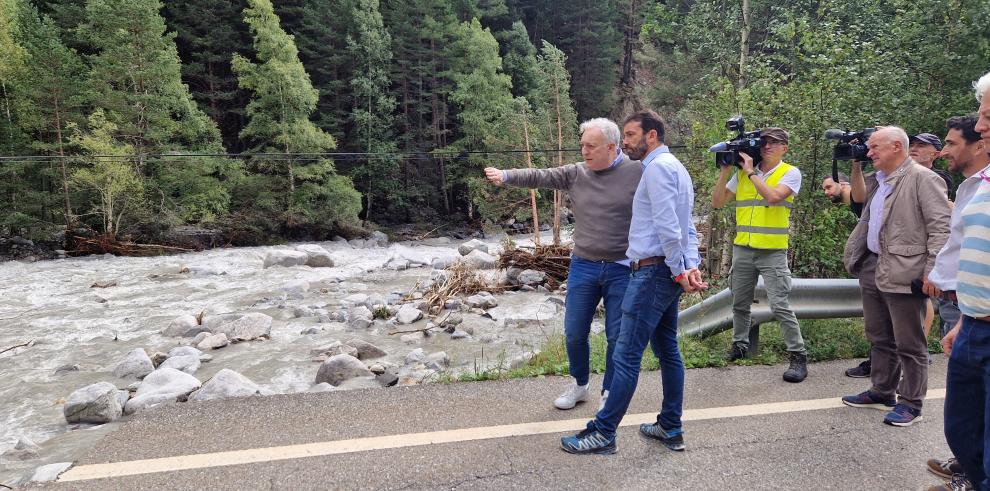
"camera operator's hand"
484,167,504,186
738,152,755,174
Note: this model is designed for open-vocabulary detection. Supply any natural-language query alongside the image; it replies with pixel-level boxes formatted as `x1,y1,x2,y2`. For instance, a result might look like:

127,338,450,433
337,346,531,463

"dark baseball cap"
910,133,943,150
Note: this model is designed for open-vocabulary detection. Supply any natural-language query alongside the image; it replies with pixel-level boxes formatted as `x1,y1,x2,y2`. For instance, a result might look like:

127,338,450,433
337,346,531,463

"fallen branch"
387,325,437,336
0,339,35,356
71,234,193,257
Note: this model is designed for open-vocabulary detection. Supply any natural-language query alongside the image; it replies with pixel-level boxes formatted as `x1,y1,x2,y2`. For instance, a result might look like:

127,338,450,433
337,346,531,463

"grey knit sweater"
504,156,642,261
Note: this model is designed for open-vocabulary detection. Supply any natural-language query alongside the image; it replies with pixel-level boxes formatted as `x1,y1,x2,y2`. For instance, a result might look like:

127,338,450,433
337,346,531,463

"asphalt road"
35,358,953,490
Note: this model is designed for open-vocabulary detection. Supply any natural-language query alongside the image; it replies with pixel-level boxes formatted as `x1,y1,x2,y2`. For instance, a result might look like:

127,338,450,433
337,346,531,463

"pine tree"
233,0,360,232
496,21,539,101
345,0,397,222
0,0,26,154
79,0,231,225
163,0,252,152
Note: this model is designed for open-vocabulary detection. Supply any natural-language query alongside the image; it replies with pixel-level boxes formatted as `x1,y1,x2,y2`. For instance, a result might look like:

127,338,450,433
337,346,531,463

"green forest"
1,0,989,278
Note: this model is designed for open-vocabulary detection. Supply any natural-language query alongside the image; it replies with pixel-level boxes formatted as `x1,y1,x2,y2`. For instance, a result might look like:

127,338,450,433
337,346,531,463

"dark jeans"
590,262,684,438
564,255,631,389
944,316,990,491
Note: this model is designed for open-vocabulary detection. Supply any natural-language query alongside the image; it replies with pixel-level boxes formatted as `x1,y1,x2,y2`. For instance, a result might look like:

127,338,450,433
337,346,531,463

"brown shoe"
927,457,964,479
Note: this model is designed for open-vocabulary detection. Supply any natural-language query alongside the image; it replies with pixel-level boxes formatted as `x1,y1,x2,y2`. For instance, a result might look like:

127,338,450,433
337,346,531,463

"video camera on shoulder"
824,128,875,161
708,116,763,168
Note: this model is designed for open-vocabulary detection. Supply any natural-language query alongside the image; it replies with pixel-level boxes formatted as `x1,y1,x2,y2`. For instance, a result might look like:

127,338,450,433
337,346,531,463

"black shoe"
639,421,685,451
726,341,748,362
783,352,807,383
844,359,871,378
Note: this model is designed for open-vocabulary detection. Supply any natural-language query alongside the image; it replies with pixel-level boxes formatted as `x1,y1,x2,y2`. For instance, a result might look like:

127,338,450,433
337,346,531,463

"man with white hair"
484,118,642,411
938,71,990,491
841,126,951,427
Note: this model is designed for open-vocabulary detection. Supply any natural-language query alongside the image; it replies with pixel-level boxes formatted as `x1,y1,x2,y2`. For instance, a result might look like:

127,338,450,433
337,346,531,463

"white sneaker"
554,383,589,410
598,390,609,412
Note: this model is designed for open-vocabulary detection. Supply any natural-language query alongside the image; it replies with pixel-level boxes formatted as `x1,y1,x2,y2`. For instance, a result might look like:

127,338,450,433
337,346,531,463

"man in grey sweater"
484,118,642,410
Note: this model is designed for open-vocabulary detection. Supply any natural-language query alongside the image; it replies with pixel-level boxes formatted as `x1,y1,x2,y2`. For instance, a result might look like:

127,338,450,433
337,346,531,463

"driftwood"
387,325,437,336
421,263,506,315
71,234,192,257
498,243,571,290
90,281,118,288
0,339,35,356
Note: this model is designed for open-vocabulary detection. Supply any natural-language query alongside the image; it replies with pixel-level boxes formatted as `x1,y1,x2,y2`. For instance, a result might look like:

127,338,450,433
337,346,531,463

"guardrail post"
747,323,760,359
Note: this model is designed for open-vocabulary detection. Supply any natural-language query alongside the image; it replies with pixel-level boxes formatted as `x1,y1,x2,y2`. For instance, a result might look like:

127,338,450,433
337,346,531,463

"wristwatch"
746,170,757,179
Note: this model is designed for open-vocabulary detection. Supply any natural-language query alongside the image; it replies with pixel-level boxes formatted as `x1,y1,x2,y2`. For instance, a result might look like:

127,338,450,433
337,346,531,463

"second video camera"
708,116,763,168
824,128,875,161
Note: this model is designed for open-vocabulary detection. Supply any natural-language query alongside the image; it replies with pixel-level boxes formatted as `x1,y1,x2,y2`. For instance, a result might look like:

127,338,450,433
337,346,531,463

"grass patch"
438,316,948,383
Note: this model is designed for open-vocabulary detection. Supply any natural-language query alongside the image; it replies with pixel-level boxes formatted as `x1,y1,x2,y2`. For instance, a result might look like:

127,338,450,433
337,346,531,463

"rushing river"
0,235,567,486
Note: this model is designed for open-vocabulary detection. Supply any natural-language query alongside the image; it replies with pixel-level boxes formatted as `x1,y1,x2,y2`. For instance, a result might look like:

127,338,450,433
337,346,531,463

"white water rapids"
0,234,568,485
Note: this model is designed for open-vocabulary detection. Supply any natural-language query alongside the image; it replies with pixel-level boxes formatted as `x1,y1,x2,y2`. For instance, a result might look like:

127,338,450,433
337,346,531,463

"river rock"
461,249,497,269
401,331,425,344
312,341,358,360
314,354,374,386
344,339,388,359
295,244,335,267
263,250,309,268
124,368,201,414
64,382,123,424
348,306,373,329
159,354,200,374
191,331,210,345
197,333,229,350
280,280,310,298
162,314,207,337
395,304,423,324
188,369,264,402
370,230,389,247
308,382,337,393
385,258,409,270
335,376,382,391
167,346,202,359
53,364,80,375
112,348,154,380
30,462,73,483
458,239,488,256
427,351,449,369
404,348,427,365
343,293,370,308
2,438,40,461
465,292,497,309
517,269,547,286
451,330,470,339
214,313,272,341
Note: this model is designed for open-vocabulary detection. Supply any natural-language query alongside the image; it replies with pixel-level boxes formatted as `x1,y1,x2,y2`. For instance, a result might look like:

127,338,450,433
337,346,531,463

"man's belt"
631,256,665,271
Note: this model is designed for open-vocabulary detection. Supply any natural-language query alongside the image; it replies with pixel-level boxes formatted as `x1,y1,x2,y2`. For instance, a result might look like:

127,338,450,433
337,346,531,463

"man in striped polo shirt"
941,71,990,491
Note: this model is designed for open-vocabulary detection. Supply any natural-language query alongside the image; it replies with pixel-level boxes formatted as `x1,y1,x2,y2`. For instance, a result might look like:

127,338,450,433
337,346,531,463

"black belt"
631,256,665,271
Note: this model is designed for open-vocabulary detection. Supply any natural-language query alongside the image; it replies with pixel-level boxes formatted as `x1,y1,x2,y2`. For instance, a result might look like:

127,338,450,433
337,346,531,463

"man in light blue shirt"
561,110,707,455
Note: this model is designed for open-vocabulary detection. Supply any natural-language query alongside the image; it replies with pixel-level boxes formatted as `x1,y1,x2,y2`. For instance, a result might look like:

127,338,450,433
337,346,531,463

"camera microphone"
823,129,846,140
708,141,730,153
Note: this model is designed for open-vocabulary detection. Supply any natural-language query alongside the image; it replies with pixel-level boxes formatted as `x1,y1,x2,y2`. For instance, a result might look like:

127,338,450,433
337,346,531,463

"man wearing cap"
911,132,955,195
712,127,808,383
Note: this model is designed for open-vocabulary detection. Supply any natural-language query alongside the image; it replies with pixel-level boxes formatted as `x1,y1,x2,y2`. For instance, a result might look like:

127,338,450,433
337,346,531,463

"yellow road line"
59,388,946,482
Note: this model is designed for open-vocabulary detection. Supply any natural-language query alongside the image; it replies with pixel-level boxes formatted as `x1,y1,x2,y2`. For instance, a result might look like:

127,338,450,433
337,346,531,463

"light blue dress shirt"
625,146,700,276
867,169,892,254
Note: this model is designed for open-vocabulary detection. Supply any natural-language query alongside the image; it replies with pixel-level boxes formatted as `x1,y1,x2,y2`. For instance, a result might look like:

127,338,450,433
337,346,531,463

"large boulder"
295,244,335,268
517,269,547,286
168,346,202,359
64,382,123,424
458,239,489,256
124,368,201,414
315,354,374,386
347,306,374,330
263,250,309,268
213,313,272,341
395,304,423,324
2,438,40,461
158,354,200,375
343,293,370,308
188,369,265,402
161,314,209,337
112,348,154,380
369,231,389,247
344,339,388,360
461,249,497,269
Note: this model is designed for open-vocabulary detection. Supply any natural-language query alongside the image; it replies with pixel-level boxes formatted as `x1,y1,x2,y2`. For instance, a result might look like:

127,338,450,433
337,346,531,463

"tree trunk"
522,108,540,246
53,95,74,244
552,77,564,246
738,0,751,89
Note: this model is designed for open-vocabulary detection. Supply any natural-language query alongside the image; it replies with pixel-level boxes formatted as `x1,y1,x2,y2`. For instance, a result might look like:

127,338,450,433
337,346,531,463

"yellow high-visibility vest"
734,162,796,249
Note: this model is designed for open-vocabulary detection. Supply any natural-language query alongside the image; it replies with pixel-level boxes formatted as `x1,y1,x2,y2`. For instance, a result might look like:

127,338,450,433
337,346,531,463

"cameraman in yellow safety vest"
711,127,808,383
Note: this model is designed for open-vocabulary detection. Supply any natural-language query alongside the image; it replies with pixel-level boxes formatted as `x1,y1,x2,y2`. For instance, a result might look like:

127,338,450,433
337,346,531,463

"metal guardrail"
678,278,863,349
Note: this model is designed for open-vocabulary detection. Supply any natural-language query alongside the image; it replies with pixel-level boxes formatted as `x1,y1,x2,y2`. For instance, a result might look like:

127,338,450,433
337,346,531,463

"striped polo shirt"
957,179,990,318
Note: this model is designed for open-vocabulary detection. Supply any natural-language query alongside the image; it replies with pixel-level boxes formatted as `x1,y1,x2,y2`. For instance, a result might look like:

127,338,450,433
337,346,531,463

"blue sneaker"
841,390,896,410
884,404,922,427
639,422,685,451
560,427,616,455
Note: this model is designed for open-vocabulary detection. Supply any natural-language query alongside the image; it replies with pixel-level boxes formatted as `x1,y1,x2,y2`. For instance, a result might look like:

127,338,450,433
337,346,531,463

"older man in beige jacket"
841,126,951,427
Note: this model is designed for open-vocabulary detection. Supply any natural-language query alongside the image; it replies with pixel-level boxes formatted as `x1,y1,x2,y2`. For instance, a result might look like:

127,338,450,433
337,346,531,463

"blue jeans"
944,316,990,491
590,262,684,438
564,256,631,390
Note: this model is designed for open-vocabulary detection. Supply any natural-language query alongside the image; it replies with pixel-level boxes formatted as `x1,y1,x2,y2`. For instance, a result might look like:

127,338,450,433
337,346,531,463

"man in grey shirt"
484,118,642,411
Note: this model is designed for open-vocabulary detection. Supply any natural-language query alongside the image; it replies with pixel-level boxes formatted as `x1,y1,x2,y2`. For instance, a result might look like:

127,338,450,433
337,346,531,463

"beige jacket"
843,157,951,294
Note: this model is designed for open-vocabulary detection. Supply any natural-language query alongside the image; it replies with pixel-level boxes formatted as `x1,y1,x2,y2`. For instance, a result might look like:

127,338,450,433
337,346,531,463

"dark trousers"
859,253,929,409
944,316,990,491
